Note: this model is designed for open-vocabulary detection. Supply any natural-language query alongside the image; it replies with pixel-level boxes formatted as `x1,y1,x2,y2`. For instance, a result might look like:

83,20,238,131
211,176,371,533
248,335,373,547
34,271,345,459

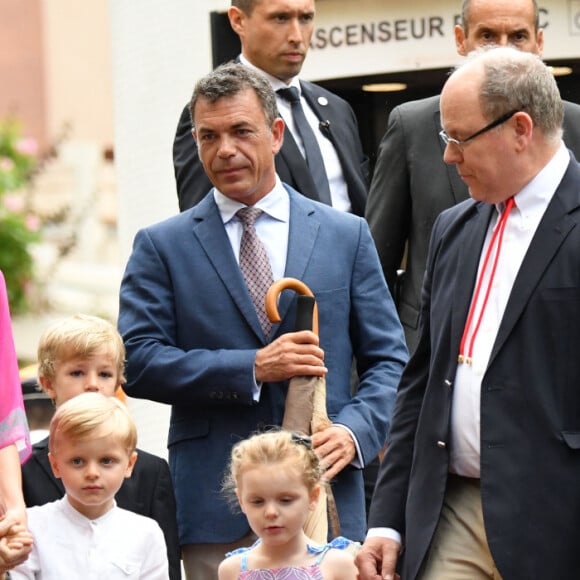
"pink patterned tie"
237,207,274,337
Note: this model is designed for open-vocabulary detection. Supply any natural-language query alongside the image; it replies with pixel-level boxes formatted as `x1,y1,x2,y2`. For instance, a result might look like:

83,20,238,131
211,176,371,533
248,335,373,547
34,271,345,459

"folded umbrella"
265,277,339,543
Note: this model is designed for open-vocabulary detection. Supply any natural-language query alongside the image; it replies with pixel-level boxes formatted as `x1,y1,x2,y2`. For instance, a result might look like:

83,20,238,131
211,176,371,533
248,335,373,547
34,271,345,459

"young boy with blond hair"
13,392,169,579
21,314,181,579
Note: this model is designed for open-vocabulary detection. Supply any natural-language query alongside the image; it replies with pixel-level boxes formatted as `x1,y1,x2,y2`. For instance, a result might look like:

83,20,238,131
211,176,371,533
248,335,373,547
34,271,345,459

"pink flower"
3,194,24,212
25,213,41,231
16,137,38,156
0,157,14,171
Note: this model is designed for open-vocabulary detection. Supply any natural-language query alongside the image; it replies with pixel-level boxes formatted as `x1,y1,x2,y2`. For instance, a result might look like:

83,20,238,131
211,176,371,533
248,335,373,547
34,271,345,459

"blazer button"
437,441,446,449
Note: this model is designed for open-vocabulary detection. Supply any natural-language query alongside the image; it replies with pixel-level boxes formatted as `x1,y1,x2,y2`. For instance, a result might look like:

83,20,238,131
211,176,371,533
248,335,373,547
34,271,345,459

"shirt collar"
239,54,301,94
62,494,118,524
214,176,290,225
497,141,569,220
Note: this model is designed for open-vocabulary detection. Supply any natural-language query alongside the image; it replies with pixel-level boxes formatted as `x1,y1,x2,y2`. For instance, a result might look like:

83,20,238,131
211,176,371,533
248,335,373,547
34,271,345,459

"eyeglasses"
439,109,520,151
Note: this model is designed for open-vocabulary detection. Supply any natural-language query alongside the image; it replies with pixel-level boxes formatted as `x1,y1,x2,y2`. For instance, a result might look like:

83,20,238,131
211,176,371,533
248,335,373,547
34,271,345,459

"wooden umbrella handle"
265,278,318,336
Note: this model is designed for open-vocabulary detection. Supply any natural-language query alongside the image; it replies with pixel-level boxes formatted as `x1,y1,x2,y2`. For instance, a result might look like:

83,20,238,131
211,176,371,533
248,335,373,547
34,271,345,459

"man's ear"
512,112,534,151
48,452,61,479
271,117,285,155
536,28,544,57
228,6,245,37
124,451,138,478
38,375,57,405
454,24,468,56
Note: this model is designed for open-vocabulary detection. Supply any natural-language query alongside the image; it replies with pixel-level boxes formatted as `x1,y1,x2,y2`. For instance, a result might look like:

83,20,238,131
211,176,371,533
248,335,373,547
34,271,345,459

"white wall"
109,0,227,457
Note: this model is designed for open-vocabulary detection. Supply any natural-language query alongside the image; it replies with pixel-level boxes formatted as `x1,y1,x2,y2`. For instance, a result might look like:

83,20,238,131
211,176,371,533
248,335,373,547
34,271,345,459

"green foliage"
0,119,40,313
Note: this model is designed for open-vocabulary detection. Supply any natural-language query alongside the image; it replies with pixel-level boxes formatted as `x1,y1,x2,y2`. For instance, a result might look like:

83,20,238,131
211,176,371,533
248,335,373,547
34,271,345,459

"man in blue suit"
119,62,407,579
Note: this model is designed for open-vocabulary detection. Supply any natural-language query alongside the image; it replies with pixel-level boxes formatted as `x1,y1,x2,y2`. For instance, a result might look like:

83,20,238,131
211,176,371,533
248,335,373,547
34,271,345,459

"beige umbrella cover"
265,278,339,543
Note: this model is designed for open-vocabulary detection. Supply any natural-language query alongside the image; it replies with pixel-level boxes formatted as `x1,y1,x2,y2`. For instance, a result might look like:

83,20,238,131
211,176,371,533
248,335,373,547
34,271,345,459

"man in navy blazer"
357,47,580,579
173,0,369,215
366,0,580,353
119,63,407,578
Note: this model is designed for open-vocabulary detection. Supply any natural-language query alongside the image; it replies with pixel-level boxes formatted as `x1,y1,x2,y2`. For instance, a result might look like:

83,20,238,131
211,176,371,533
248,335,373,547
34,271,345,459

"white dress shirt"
214,181,364,466
216,176,289,283
12,496,169,580
450,142,569,477
240,55,351,213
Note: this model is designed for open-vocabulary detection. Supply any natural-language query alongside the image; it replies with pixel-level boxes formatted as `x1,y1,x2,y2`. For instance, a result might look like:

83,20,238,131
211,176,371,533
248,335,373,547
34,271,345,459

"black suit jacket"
368,152,580,579
22,437,182,580
173,79,369,215
366,95,580,352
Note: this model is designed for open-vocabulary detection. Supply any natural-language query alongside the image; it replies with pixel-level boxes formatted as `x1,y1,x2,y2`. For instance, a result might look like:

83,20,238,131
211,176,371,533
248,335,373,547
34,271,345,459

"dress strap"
240,551,248,571
308,536,358,564
224,539,261,572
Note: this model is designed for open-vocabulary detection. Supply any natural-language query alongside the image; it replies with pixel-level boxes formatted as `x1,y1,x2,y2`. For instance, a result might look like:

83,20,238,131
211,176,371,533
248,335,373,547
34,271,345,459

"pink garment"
0,270,31,463
234,537,357,579
239,565,323,579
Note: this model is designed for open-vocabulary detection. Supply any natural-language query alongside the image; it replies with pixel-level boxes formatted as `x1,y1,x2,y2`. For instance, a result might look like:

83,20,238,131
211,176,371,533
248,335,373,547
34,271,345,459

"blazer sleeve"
366,210,444,533
119,226,259,406
172,104,214,212
365,105,411,293
331,219,409,464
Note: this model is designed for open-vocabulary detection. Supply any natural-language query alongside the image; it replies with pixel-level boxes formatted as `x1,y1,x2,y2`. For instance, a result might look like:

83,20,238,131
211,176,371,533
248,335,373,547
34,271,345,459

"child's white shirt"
11,496,169,580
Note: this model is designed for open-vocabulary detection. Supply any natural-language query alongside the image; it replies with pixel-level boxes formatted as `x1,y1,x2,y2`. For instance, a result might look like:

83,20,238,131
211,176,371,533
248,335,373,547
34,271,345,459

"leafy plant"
0,119,41,313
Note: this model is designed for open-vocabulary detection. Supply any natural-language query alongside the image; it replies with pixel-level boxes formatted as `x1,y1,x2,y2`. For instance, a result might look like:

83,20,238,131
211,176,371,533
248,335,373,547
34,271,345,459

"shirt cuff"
366,527,402,545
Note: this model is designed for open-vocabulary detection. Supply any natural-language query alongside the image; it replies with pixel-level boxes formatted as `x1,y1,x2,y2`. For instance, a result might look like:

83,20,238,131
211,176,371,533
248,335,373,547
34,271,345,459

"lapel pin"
317,96,328,106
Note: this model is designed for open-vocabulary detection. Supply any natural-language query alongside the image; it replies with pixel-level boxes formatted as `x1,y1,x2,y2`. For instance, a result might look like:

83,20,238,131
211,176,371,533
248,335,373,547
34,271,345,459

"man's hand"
254,330,327,383
355,537,401,580
312,425,355,481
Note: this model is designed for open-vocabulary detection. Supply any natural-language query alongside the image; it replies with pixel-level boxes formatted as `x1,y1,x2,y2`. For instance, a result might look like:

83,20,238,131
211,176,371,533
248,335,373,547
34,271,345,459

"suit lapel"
277,125,319,201
191,196,266,341
275,190,320,326
488,159,580,366
301,81,366,214
450,203,495,357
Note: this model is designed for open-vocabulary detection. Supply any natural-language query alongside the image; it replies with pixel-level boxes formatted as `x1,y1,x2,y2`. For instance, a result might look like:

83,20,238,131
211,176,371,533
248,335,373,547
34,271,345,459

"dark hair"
189,62,279,129
231,0,256,14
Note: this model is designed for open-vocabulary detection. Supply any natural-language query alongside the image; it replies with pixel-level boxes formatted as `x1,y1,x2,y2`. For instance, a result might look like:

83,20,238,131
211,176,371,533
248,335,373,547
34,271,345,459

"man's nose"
217,136,236,158
443,142,463,165
287,18,302,43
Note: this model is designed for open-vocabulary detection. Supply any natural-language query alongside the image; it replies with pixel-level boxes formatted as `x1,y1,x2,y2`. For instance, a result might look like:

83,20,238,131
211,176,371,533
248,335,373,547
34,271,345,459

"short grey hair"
189,61,279,130
462,47,563,141
461,0,540,35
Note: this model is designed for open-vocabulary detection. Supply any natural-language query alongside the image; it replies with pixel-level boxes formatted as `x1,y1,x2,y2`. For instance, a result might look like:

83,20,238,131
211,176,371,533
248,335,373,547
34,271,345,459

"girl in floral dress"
218,430,358,580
